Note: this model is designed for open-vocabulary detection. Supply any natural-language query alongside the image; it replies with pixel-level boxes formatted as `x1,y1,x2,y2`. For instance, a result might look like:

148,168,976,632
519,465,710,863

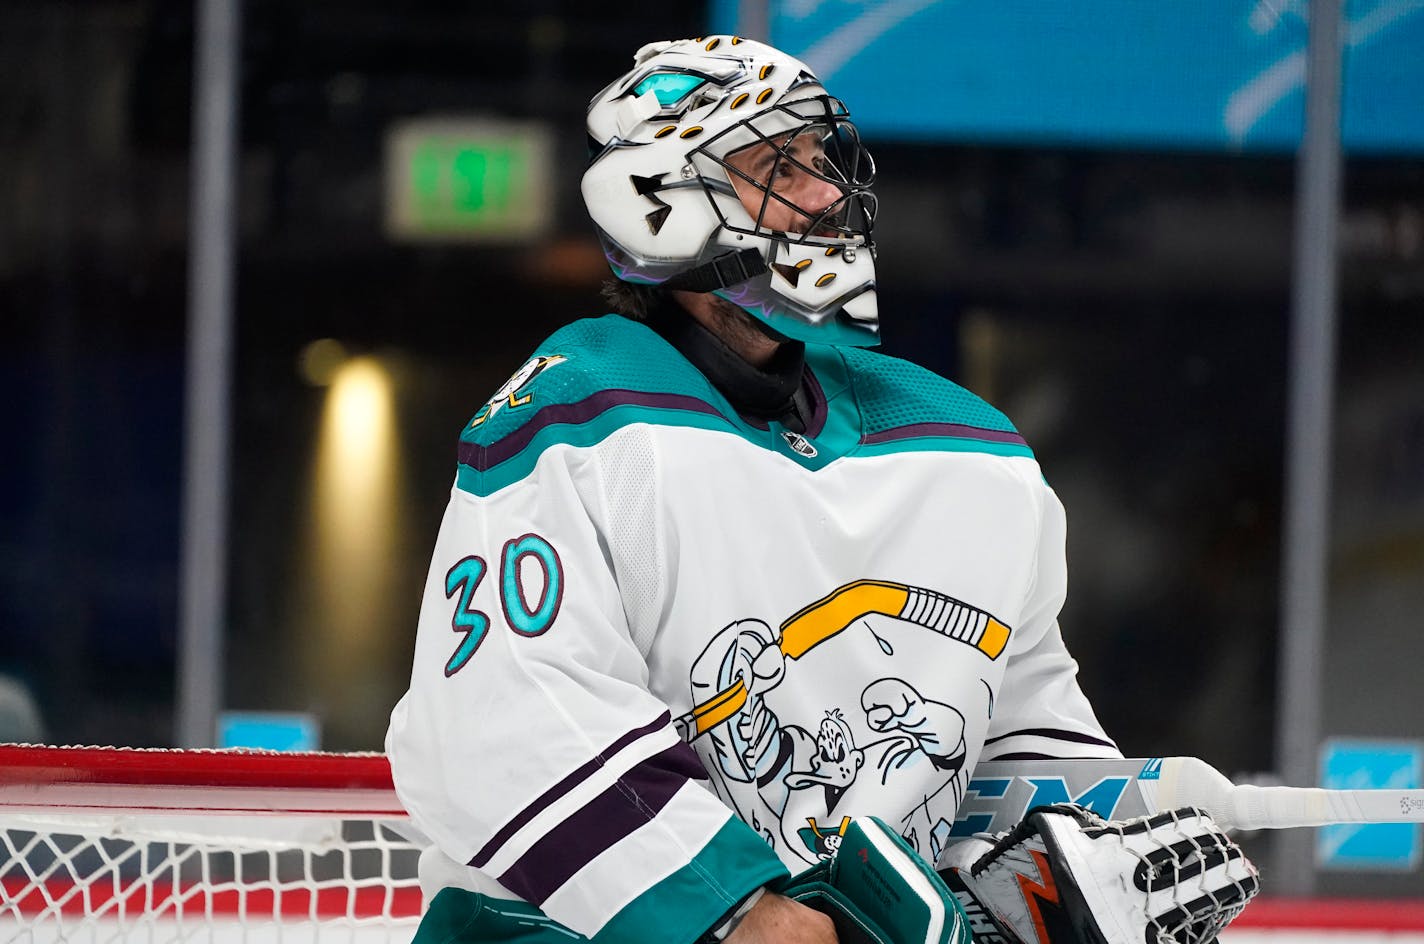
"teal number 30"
443,533,563,676
500,533,563,636
443,556,489,677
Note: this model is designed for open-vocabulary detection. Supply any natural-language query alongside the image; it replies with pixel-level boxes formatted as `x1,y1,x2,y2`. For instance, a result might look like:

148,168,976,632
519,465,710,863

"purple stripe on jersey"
861,422,1027,447
982,727,1119,749
460,390,726,471
802,368,829,438
468,712,675,869
497,742,709,905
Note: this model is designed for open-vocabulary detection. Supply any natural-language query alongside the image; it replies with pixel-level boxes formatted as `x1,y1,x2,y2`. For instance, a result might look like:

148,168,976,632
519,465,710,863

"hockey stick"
674,580,1009,740
961,755,1424,834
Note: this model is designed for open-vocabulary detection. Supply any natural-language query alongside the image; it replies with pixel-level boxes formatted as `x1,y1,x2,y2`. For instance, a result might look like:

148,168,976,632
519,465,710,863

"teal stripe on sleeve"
413,890,583,944
411,818,785,944
591,818,789,944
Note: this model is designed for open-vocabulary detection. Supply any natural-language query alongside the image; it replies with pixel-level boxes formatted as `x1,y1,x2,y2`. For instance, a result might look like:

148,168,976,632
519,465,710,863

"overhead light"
298,338,350,387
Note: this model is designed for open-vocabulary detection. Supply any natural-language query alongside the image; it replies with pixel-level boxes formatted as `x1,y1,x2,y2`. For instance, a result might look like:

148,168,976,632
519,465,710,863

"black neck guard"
646,297,808,429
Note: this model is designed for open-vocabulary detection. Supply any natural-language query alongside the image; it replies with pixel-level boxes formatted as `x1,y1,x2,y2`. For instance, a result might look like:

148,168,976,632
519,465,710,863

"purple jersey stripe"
982,727,1119,749
497,742,709,905
861,422,1026,447
802,368,830,438
460,390,727,472
468,712,674,869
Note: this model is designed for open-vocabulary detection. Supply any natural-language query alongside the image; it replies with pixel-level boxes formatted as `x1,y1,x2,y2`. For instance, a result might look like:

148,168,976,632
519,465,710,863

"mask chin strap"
663,248,768,292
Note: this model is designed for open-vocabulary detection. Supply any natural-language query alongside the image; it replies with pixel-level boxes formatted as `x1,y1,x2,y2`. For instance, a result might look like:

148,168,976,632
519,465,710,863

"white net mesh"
0,813,423,943
0,747,426,944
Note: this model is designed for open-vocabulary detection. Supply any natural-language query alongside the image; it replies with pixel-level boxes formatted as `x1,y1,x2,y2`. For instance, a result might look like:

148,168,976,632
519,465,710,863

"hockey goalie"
386,34,1261,944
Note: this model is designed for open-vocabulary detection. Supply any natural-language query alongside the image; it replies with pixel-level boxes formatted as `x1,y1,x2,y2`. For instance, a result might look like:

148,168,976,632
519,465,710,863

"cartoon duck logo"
470,354,567,428
796,816,853,859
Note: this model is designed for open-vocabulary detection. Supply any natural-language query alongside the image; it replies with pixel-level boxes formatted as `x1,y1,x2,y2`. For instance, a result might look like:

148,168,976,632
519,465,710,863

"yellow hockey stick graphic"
675,580,1009,741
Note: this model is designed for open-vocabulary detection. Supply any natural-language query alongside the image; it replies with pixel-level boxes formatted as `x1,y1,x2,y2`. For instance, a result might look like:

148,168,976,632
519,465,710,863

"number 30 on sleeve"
442,533,563,677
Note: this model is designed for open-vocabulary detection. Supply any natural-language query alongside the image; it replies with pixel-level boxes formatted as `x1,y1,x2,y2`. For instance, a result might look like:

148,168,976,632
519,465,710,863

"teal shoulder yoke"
456,315,741,494
828,346,1030,458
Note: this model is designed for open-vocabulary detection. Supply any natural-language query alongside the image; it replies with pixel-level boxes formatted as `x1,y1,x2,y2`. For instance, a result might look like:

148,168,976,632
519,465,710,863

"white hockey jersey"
386,314,1118,944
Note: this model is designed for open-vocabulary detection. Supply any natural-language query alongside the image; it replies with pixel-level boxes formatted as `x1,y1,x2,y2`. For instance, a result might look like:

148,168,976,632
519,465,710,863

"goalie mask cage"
0,745,423,943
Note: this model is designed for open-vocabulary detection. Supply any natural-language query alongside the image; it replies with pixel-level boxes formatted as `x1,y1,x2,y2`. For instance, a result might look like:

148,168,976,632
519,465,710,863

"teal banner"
1317,740,1422,871
709,0,1424,152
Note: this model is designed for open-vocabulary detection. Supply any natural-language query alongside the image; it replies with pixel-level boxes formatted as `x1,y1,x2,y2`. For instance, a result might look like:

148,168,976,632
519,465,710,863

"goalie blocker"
775,815,970,944
938,804,1260,944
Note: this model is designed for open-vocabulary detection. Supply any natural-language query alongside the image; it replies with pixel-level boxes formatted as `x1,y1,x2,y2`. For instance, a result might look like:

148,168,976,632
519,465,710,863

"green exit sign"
385,118,553,243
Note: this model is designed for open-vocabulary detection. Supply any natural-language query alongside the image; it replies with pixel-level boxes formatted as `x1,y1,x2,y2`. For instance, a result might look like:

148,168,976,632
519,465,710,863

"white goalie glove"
937,804,1260,944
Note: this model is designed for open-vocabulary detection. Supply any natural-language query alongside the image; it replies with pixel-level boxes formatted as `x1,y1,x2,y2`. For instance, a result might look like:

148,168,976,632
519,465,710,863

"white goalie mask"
582,37,879,347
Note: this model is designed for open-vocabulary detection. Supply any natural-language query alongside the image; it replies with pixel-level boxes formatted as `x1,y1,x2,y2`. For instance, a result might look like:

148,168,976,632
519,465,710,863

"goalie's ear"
939,804,1259,944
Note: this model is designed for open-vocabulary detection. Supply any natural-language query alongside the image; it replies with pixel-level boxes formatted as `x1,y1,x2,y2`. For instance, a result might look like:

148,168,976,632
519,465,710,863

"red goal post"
0,744,423,942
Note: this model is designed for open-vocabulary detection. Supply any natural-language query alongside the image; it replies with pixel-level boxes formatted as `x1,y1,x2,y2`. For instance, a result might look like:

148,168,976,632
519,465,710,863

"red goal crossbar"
0,744,406,818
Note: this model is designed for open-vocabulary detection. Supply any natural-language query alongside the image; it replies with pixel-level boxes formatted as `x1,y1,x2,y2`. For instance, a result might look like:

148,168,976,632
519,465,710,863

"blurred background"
1,0,1421,900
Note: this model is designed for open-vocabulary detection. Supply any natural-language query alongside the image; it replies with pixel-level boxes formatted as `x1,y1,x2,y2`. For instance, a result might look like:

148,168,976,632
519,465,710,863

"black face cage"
693,95,877,247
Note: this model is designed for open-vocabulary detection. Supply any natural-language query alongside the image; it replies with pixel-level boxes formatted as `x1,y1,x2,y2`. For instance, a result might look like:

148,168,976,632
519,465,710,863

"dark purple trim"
468,712,674,868
861,422,1027,447
982,727,1119,749
459,390,726,472
802,367,829,439
497,742,709,905
740,366,828,434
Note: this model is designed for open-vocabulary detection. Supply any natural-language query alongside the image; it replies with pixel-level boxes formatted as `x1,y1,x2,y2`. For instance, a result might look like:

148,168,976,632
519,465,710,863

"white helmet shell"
582,37,879,347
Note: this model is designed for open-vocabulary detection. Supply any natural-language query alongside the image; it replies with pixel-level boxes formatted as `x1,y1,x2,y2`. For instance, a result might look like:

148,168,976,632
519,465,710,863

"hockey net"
5,746,1421,944
0,744,425,943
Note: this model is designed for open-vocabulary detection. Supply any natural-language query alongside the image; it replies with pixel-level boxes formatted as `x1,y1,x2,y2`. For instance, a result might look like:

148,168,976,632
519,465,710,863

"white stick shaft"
1209,784,1424,830
966,756,1424,834
1154,755,1424,829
